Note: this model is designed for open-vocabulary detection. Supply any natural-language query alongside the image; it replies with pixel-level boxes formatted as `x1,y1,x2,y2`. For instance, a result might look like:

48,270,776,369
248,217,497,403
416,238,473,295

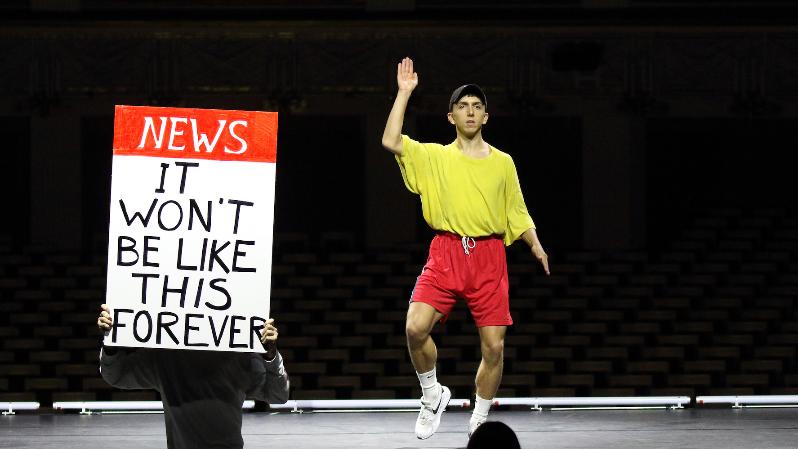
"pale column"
582,106,646,250
30,111,82,249
364,106,418,248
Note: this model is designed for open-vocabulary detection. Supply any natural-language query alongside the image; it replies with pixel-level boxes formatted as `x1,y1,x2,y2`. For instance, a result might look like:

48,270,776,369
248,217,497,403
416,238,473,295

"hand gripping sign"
105,105,278,353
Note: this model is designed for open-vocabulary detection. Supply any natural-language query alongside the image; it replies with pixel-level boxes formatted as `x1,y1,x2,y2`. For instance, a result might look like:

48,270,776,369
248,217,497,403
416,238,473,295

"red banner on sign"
113,105,277,163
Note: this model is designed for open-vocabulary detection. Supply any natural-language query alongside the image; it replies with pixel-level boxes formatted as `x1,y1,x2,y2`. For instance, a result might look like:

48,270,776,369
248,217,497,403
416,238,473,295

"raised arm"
381,57,418,155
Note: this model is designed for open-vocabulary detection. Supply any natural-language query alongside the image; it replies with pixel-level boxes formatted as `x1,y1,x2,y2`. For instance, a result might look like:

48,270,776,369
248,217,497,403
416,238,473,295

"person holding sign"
381,57,551,439
97,304,289,449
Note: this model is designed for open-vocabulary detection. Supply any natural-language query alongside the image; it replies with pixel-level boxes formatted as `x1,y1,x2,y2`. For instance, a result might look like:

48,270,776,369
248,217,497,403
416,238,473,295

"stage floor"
3,408,798,448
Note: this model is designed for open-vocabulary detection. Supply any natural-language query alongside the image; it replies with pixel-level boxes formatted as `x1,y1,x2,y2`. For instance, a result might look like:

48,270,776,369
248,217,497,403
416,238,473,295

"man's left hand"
531,245,550,275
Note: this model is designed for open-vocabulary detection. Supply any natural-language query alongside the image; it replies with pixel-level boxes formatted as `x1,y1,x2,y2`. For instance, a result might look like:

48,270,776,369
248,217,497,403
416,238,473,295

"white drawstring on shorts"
461,236,476,255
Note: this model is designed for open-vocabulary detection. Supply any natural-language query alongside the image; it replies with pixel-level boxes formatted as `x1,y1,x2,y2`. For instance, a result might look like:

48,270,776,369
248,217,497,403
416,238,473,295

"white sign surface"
104,105,278,352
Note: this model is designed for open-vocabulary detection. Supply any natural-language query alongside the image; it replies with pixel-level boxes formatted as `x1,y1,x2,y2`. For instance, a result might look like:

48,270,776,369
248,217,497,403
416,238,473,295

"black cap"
449,84,487,111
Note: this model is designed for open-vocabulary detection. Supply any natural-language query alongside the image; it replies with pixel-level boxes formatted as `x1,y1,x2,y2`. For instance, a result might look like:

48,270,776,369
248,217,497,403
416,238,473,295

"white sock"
472,394,492,420
417,368,439,401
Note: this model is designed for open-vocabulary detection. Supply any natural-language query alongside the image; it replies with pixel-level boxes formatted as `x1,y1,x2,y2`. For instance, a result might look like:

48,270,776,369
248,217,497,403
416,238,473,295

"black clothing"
100,347,289,449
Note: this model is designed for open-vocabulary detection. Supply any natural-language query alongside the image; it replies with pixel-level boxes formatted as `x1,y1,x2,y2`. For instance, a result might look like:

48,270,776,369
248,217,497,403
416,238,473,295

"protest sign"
104,105,277,353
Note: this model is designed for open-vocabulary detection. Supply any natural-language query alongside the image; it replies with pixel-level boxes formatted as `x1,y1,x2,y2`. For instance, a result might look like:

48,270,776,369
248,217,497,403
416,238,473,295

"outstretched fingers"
404,57,414,77
539,254,551,275
396,57,418,90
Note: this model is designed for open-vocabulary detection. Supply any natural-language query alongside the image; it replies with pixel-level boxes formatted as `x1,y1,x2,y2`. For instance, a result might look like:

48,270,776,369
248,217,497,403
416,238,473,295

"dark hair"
467,421,521,449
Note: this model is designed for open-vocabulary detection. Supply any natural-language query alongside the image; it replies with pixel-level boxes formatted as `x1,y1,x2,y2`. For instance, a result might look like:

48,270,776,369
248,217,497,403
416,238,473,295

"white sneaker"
414,384,451,439
468,415,487,438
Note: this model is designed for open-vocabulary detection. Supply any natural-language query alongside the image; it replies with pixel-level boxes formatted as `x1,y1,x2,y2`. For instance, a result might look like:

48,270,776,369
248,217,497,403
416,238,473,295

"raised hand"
397,57,419,93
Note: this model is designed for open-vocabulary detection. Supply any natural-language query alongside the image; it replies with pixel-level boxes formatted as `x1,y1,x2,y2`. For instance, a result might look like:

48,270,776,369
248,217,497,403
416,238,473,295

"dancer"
97,304,289,449
381,57,550,439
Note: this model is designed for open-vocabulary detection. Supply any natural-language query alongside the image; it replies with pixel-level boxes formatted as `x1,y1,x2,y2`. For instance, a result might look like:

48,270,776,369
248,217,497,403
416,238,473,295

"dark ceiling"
3,1,798,25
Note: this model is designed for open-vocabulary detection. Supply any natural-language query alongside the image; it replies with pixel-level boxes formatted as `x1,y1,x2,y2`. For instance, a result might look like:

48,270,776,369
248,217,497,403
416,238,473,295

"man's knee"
405,320,430,345
481,338,504,364
406,303,439,344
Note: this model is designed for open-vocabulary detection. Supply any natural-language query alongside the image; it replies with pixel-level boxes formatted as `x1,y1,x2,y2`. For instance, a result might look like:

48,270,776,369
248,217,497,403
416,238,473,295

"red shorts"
410,232,512,327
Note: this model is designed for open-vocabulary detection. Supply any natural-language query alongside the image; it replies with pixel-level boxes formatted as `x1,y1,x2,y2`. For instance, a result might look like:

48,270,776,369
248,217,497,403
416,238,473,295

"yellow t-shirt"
395,135,535,246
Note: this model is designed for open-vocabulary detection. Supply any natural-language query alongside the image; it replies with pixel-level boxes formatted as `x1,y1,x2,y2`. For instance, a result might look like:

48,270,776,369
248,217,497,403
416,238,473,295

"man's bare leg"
471,325,506,435
406,301,450,439
406,302,442,372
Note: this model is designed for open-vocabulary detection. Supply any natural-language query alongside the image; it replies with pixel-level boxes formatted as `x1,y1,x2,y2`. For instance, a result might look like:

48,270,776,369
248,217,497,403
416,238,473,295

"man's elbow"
381,137,402,155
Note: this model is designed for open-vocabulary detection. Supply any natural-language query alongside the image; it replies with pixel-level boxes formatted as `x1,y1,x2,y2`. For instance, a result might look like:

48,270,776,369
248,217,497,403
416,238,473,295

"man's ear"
447,112,456,125
482,112,489,125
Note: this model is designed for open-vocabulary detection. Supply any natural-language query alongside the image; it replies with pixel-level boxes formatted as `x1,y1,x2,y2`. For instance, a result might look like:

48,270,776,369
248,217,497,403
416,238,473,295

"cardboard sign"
104,105,278,353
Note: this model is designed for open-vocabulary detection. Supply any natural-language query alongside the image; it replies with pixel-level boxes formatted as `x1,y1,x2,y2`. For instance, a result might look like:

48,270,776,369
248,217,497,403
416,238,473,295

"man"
97,304,289,449
381,57,550,439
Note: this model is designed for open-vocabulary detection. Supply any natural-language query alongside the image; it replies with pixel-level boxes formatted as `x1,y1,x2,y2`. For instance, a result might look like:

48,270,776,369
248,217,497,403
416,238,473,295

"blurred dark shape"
29,91,61,117
729,91,782,117
467,421,521,449
508,91,556,114
617,92,669,116
365,0,415,12
146,93,182,107
262,89,306,114
550,41,604,72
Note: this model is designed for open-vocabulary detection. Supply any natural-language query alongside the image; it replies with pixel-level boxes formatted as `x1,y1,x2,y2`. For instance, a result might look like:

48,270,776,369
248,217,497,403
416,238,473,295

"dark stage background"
3,0,798,407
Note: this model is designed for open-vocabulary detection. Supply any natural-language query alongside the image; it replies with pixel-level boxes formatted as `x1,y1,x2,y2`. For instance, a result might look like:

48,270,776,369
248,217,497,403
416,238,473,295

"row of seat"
1,208,798,405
